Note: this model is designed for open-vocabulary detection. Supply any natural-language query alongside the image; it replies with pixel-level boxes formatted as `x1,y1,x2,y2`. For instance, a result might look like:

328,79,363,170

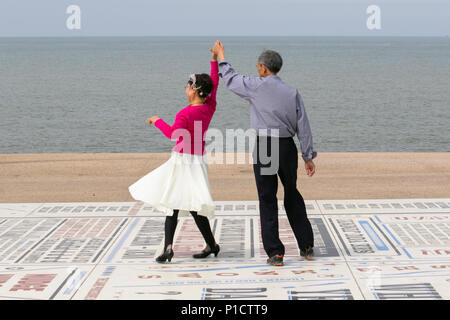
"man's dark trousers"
253,135,314,258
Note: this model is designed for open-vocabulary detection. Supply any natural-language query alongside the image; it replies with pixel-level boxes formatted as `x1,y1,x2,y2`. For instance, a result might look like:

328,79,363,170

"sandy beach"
0,152,449,203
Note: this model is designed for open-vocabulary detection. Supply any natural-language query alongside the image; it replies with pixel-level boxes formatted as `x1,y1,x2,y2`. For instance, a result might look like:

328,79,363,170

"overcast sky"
0,0,449,37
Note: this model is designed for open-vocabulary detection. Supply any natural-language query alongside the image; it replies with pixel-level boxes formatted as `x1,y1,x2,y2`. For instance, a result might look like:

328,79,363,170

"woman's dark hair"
189,73,213,99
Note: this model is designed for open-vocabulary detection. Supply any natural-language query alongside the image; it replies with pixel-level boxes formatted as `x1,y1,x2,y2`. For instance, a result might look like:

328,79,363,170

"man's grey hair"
258,50,283,73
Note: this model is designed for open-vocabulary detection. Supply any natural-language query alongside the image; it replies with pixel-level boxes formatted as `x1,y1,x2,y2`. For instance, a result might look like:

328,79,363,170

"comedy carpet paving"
0,199,449,300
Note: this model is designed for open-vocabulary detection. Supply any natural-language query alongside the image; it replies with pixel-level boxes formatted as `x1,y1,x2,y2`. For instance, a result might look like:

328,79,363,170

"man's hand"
305,159,316,177
146,116,160,125
212,40,225,61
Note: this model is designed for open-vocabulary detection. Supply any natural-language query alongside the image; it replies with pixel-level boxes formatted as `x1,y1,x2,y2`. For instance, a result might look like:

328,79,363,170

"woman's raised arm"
205,59,219,108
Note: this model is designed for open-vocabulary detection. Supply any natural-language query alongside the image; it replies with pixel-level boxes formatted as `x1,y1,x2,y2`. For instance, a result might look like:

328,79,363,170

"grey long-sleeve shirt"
218,59,317,162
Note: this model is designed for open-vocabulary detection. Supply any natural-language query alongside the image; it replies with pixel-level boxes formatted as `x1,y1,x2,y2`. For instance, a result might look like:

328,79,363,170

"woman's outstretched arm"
152,111,188,140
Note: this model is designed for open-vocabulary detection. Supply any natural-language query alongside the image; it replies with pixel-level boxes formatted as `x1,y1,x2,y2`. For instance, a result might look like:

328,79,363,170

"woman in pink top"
128,45,220,263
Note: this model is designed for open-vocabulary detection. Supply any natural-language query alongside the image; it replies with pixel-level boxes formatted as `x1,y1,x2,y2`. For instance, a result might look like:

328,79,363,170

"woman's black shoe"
156,248,174,263
193,244,220,259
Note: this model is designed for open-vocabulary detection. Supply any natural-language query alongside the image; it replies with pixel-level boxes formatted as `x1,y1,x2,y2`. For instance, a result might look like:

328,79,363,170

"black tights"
164,209,216,250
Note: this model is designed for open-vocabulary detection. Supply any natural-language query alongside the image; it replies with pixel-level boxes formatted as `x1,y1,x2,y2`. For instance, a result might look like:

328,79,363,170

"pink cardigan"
154,61,219,155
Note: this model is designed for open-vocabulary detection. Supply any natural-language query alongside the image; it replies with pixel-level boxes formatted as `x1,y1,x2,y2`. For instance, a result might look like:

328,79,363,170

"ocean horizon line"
1,35,449,39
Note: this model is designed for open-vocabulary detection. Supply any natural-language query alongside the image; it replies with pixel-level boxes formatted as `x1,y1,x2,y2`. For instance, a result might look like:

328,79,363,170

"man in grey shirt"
212,40,317,266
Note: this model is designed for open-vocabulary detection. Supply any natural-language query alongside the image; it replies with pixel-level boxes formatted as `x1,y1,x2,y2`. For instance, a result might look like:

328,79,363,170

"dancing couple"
129,40,317,267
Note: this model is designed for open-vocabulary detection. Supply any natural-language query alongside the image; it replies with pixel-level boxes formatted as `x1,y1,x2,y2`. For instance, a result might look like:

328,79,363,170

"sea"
0,36,449,153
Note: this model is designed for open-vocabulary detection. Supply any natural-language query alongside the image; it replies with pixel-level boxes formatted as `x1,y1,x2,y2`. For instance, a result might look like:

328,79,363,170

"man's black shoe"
267,254,284,266
300,246,314,260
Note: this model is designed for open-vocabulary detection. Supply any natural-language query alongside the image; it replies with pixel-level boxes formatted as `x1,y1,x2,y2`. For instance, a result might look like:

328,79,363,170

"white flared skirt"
128,151,215,218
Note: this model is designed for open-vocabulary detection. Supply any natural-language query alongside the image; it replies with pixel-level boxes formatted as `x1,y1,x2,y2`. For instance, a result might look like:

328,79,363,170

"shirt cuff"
302,151,317,163
218,60,229,77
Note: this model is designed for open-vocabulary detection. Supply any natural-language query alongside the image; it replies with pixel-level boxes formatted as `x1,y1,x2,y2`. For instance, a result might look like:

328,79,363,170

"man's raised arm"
213,40,262,101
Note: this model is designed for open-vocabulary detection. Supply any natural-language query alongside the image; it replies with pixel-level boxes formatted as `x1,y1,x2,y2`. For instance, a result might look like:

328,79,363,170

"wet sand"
0,152,449,202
